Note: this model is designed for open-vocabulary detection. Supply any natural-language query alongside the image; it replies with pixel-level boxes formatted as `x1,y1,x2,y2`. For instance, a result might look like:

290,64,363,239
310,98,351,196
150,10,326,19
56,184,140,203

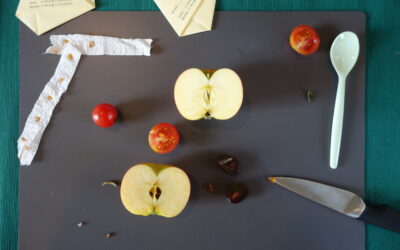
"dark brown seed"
155,186,162,200
207,183,215,193
149,186,162,200
226,183,248,203
106,233,114,238
216,155,239,176
77,222,85,227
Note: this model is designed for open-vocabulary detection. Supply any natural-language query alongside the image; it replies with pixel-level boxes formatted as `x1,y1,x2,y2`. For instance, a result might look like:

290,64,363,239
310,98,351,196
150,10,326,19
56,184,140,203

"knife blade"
268,176,400,233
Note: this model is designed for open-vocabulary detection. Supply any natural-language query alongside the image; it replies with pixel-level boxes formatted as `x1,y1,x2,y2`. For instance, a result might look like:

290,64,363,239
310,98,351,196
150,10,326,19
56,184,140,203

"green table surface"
1,1,399,249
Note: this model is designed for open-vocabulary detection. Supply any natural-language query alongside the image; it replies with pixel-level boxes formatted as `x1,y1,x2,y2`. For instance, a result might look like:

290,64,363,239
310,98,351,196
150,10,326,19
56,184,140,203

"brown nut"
226,183,248,204
216,155,239,176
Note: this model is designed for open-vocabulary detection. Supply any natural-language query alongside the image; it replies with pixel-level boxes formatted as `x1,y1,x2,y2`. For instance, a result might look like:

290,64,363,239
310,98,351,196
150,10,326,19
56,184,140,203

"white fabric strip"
46,34,153,56
19,35,153,166
18,44,81,165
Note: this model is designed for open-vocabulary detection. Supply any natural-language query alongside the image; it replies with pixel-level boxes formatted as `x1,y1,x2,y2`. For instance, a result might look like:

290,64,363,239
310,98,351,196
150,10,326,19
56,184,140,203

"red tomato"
290,25,320,55
92,103,118,128
148,123,180,154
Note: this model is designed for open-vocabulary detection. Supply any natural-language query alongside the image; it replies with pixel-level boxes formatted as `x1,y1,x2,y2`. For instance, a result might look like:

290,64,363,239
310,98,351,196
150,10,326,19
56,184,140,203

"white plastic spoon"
329,31,360,169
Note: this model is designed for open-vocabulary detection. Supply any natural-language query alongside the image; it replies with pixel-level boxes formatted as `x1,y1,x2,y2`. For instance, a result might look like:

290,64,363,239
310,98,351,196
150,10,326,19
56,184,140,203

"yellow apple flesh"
120,163,191,218
174,68,243,120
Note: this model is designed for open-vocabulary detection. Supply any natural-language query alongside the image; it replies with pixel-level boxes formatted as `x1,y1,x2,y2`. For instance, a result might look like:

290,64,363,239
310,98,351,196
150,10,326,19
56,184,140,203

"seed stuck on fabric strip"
89,41,95,48
47,95,53,101
67,54,74,60
63,39,69,43
21,137,27,142
58,77,64,83
35,116,41,122
23,145,29,150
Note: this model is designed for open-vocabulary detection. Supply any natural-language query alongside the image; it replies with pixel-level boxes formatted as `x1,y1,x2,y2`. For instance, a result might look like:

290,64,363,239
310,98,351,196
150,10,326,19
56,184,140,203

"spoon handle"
330,76,346,169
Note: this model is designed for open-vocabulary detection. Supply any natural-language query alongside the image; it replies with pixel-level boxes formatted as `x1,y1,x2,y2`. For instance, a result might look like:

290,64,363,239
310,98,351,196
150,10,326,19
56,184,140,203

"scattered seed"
207,183,215,193
306,90,313,103
106,232,114,238
77,222,85,227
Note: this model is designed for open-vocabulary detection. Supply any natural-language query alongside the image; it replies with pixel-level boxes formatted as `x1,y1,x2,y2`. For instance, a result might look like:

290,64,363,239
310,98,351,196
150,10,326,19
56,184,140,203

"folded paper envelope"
154,0,216,37
16,0,95,35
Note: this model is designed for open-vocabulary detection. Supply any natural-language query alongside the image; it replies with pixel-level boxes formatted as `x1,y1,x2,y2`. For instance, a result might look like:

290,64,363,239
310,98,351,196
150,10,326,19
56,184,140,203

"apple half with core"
120,163,191,218
174,68,243,120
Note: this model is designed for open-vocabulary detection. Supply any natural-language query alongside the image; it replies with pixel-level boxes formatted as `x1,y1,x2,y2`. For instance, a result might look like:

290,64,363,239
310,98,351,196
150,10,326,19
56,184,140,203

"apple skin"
120,163,191,218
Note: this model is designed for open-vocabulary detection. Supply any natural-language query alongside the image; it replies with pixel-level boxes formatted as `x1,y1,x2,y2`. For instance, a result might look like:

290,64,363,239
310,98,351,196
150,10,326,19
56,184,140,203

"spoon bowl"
329,31,360,169
330,32,360,77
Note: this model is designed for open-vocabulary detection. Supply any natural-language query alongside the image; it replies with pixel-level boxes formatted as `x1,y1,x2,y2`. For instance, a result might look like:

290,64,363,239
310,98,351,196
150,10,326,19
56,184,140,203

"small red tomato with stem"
290,25,320,55
148,123,180,154
92,103,118,128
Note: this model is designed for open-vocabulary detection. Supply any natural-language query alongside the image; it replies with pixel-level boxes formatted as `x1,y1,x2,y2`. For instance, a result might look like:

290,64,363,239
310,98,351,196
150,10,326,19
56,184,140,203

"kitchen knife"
268,176,400,233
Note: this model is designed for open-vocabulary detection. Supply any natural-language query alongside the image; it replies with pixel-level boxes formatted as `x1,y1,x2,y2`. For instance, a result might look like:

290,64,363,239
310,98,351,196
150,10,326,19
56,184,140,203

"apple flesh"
120,163,191,218
174,68,243,120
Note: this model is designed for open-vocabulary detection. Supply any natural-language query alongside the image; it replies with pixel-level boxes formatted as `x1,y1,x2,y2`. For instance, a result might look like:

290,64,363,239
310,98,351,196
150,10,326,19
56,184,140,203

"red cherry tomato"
148,123,180,154
290,25,320,55
92,103,118,128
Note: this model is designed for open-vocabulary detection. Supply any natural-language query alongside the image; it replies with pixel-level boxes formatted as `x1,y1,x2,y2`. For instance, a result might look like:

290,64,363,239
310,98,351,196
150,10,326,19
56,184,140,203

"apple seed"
106,233,114,238
149,186,162,200
77,222,85,227
207,183,215,193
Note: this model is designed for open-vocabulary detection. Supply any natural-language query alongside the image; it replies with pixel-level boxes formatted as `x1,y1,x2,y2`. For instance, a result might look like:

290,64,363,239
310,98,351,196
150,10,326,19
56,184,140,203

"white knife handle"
330,76,346,169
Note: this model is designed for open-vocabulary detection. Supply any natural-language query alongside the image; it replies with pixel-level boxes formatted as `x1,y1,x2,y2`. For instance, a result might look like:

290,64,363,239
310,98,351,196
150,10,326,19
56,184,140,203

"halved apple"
174,68,243,120
120,163,191,218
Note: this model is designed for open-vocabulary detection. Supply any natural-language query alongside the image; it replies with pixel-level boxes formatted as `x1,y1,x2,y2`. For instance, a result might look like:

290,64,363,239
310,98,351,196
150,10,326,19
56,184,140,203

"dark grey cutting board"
19,11,365,250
